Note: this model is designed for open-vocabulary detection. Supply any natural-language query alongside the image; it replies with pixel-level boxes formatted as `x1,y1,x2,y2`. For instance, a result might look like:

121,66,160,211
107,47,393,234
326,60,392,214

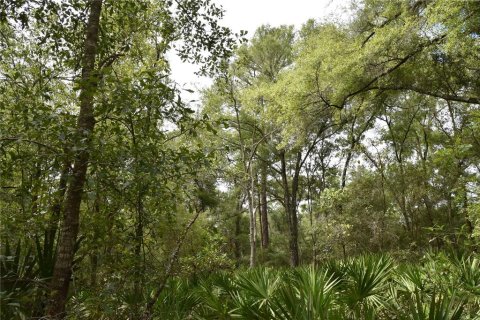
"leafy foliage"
1,0,479,318
145,254,479,320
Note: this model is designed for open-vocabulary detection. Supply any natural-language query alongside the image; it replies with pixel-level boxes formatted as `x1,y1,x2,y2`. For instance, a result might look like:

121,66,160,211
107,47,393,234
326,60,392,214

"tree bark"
230,82,256,268
341,150,353,189
280,150,300,267
260,160,269,248
234,196,243,266
247,164,257,268
89,187,101,288
48,161,70,248
46,0,103,317
134,190,145,299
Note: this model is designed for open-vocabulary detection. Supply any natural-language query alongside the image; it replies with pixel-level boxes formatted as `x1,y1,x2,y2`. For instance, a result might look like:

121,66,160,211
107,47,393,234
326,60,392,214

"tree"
1,0,236,317
46,1,103,316
1,0,479,317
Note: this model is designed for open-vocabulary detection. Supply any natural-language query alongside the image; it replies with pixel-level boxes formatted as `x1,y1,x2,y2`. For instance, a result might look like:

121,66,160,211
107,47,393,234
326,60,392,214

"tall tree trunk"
258,185,263,248
230,85,256,268
341,150,353,189
47,161,70,249
234,196,242,267
306,163,317,265
290,152,301,267
287,205,300,267
398,162,413,235
260,160,269,248
247,164,257,268
134,190,145,299
280,150,300,267
31,162,42,216
90,197,100,288
33,163,70,318
46,0,103,317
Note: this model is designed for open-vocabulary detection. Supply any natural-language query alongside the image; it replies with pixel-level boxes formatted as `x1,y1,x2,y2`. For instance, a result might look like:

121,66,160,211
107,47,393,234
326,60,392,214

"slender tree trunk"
260,161,269,248
341,150,353,189
306,164,318,265
289,152,301,267
46,163,69,267
90,196,100,288
48,161,70,247
46,1,103,317
143,208,202,320
280,150,300,267
234,197,242,267
230,84,256,267
134,190,145,298
33,163,70,318
31,162,42,216
258,185,263,248
398,162,413,234
288,205,300,267
247,164,257,268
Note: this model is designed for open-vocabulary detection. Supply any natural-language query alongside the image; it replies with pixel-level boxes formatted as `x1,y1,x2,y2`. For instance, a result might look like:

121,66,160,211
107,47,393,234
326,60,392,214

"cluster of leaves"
0,0,239,317
201,0,479,270
149,253,479,320
1,0,479,317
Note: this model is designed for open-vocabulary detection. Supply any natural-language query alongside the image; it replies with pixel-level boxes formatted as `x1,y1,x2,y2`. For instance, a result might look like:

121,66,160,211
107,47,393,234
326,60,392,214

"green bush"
148,254,480,320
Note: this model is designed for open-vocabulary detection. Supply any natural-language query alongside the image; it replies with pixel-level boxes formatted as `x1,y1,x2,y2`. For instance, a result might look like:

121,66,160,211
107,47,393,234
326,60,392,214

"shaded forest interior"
1,0,479,319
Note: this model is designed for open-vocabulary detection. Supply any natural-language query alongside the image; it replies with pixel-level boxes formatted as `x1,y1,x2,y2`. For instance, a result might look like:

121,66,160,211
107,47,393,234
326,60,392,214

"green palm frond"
153,278,199,319
342,255,394,318
401,290,465,320
266,266,340,320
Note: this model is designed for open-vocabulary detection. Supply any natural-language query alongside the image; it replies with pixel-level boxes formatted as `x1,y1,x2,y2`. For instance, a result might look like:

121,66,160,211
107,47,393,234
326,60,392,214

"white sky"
169,0,348,102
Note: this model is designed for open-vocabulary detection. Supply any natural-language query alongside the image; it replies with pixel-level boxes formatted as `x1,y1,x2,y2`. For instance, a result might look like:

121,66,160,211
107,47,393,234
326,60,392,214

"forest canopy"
0,0,479,319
